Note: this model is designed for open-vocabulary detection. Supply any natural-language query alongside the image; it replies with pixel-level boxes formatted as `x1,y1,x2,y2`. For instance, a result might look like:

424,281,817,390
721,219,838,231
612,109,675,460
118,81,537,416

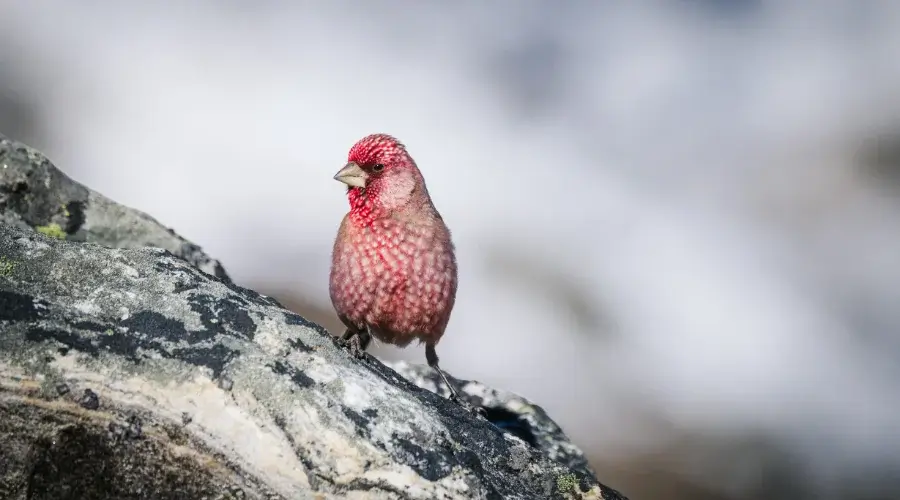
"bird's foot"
336,329,368,360
347,335,367,360
448,393,487,418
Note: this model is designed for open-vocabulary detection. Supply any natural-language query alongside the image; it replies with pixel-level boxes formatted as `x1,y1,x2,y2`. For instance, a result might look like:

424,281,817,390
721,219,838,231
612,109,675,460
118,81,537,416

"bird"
328,133,476,413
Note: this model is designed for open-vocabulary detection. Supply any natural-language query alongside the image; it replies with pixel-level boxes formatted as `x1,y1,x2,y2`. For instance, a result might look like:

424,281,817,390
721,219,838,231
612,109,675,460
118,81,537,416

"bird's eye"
372,163,385,172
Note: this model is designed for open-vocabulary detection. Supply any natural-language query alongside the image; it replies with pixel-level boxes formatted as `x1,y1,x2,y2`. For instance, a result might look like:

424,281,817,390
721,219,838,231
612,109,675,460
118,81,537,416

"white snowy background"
3,1,900,498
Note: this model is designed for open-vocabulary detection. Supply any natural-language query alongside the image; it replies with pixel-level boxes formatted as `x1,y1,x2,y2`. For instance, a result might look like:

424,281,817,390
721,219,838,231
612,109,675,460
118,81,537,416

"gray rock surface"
0,133,229,282
383,360,595,479
0,134,628,499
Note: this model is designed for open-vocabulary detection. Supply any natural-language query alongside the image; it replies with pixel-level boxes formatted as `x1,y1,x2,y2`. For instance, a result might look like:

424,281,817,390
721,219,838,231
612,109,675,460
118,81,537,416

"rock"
0,134,628,499
383,360,596,479
0,133,229,282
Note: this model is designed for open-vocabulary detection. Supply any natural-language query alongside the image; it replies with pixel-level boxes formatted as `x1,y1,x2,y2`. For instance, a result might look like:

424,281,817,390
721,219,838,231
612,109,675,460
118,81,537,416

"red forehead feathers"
347,133,408,166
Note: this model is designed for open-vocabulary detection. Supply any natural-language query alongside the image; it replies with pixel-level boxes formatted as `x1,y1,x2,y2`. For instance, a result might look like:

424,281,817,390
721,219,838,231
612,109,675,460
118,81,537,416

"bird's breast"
329,217,457,343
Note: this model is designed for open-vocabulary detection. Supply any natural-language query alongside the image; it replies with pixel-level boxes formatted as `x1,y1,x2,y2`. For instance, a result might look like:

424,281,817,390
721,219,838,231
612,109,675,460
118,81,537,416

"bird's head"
334,133,428,216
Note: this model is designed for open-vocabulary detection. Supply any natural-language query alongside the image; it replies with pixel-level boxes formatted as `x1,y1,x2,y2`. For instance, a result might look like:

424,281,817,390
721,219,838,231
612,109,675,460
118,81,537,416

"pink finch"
329,133,473,411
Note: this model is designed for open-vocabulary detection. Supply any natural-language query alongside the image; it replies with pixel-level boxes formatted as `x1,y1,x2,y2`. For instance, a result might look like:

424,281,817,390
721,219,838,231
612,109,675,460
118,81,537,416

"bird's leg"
338,327,371,359
347,325,372,358
425,343,484,416
337,327,355,349
361,325,373,351
424,344,459,401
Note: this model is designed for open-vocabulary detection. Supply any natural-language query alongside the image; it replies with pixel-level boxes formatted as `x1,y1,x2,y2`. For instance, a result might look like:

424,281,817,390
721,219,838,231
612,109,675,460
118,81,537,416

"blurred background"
2,1,900,498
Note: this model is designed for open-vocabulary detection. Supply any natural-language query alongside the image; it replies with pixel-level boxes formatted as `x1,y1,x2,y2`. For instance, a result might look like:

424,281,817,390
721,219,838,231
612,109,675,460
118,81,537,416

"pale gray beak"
333,162,368,188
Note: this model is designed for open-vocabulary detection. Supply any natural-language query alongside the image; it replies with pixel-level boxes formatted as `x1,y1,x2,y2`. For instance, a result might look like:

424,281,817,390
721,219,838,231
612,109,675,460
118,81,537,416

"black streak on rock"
344,478,409,496
268,361,315,389
341,407,372,439
282,312,312,327
26,328,100,357
157,257,273,310
26,324,143,365
450,444,488,476
172,280,199,294
121,311,214,345
217,303,256,339
286,337,312,353
153,259,186,276
268,413,324,491
72,320,108,332
288,370,314,389
390,432,454,482
0,290,43,321
26,316,240,378
187,294,257,340
172,343,237,379
282,312,334,339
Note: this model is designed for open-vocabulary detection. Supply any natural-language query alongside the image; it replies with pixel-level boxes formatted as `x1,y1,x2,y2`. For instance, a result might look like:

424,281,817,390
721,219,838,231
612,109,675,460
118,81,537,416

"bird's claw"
349,345,366,360
336,331,368,360
347,336,367,360
470,405,488,418
448,394,486,418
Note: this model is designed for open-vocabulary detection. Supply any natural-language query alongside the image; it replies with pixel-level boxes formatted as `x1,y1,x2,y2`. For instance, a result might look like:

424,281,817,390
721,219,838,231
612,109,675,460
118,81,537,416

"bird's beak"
333,162,368,188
